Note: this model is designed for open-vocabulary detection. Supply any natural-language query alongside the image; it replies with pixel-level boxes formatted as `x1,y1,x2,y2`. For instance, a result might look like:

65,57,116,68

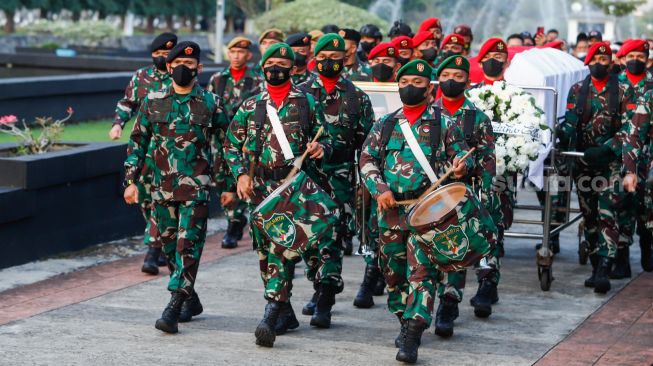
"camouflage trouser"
496,173,517,231
151,200,209,295
379,228,409,316
138,182,162,249
618,160,649,247
222,197,248,221
573,160,624,259
324,162,356,242
363,200,380,266
405,233,444,327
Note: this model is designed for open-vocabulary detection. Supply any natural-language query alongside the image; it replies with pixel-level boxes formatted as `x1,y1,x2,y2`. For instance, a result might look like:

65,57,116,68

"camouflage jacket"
114,65,172,128
622,91,653,174
207,67,264,119
343,60,373,82
291,68,313,85
360,106,473,229
125,84,226,202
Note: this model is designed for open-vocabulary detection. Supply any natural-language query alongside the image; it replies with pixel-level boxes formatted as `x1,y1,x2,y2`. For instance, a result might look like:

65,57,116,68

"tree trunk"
165,15,174,31
4,10,16,33
190,16,197,32
39,8,47,19
72,11,81,22
145,15,155,33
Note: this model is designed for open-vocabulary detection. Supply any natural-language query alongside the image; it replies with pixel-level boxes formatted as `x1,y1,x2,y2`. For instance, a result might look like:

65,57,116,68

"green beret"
396,59,433,81
260,42,295,65
435,55,470,78
314,33,346,56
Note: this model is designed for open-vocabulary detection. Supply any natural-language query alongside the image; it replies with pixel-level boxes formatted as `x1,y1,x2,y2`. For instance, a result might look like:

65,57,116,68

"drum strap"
253,99,267,165
430,108,443,167
266,101,295,160
463,109,477,146
399,120,438,184
380,108,402,169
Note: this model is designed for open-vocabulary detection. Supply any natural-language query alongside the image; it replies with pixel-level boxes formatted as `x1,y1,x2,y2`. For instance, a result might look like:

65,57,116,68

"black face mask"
263,65,291,86
371,63,394,82
420,47,438,63
482,58,505,77
626,59,646,75
171,65,198,87
397,56,411,66
316,58,344,78
588,63,609,79
399,85,428,105
439,79,467,98
440,50,460,61
360,41,375,54
153,56,167,72
294,54,307,68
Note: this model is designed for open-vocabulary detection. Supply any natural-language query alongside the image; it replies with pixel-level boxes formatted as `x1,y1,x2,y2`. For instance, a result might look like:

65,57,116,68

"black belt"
254,166,294,181
393,186,427,201
328,148,354,163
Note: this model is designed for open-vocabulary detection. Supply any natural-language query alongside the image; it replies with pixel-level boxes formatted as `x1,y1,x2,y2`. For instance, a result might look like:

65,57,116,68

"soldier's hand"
377,191,397,210
306,142,324,159
109,124,123,140
452,157,468,179
624,173,638,193
221,192,237,207
123,184,138,204
237,174,253,200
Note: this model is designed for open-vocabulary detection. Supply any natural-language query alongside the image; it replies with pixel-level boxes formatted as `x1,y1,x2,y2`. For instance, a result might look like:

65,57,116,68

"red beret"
453,25,472,38
391,36,413,50
368,42,397,59
412,31,436,48
616,39,649,58
477,38,507,60
418,17,442,32
584,42,612,65
441,33,466,48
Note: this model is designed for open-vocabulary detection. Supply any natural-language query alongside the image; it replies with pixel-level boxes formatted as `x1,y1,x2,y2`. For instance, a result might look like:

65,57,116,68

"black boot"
141,247,161,275
609,246,631,279
155,292,187,333
178,291,203,323
373,274,386,296
310,285,336,328
155,249,167,266
594,257,612,294
353,265,378,308
288,260,296,279
584,254,599,288
275,301,299,335
640,229,653,272
395,319,425,364
343,235,353,256
302,287,319,316
222,216,247,249
255,301,282,347
394,317,407,348
434,299,458,338
469,280,495,318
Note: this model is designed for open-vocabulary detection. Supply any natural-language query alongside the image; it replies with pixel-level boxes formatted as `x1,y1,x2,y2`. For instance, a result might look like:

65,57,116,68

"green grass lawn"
0,119,134,144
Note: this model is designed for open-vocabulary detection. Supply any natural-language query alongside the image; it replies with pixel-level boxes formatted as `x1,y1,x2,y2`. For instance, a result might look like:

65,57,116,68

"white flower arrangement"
466,81,547,175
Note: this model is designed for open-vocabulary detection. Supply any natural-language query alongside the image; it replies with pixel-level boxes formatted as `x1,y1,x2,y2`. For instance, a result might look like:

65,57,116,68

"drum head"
253,172,302,214
407,183,467,226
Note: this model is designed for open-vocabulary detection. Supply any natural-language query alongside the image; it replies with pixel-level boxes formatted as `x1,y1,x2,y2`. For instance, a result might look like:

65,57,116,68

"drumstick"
396,147,476,206
283,126,325,182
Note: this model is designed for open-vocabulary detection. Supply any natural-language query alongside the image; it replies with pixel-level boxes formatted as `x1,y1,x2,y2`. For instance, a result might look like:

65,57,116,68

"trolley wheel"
538,266,553,291
578,240,589,265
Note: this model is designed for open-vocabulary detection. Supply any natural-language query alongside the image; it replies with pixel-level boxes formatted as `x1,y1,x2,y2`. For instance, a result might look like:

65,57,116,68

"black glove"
583,145,617,168
556,129,571,149
647,167,653,188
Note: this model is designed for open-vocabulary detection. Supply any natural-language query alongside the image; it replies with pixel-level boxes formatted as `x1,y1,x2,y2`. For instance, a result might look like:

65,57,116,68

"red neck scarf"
483,76,503,85
626,70,645,86
319,74,340,94
267,81,291,108
592,76,609,92
442,96,466,115
230,66,246,83
403,104,428,126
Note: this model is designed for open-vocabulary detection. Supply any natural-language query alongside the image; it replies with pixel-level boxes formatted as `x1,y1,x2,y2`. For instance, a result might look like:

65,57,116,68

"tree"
590,0,645,17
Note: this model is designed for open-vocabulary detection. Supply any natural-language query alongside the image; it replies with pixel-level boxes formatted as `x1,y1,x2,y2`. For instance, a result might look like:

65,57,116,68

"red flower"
66,107,74,115
0,115,18,125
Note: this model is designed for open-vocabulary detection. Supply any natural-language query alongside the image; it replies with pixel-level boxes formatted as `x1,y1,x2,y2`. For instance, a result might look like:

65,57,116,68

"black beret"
338,28,361,43
166,41,200,62
286,33,311,47
149,32,177,53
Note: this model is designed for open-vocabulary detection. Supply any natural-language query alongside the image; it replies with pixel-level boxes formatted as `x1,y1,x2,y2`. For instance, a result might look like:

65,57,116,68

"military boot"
594,257,612,294
394,316,407,348
275,301,299,335
156,249,167,267
434,298,458,338
640,229,653,272
609,246,631,279
469,280,495,318
310,284,337,328
343,235,353,256
141,247,161,275
353,264,378,308
178,291,203,323
155,292,188,334
373,273,386,296
222,216,247,249
584,254,599,288
395,319,425,364
255,301,282,347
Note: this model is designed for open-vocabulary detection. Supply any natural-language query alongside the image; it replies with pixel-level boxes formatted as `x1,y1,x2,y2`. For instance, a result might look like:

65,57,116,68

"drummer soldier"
225,43,342,347
339,28,374,81
557,42,630,294
360,59,473,363
298,33,375,312
432,55,500,336
111,32,177,274
252,29,286,77
286,33,313,85
123,41,226,333
207,36,264,249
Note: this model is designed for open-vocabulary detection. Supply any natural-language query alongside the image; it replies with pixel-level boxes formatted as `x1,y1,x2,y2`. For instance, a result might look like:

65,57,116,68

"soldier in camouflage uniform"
338,29,373,81
361,59,473,364
123,42,226,333
251,29,285,78
297,34,375,313
613,39,653,276
207,36,264,249
224,43,342,348
111,32,177,275
286,33,314,85
557,42,630,294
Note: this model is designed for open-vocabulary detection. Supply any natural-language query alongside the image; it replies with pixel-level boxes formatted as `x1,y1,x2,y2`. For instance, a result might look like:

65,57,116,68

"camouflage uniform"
114,65,172,250
360,106,473,326
224,86,344,303
291,69,313,85
124,84,225,295
343,60,373,81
